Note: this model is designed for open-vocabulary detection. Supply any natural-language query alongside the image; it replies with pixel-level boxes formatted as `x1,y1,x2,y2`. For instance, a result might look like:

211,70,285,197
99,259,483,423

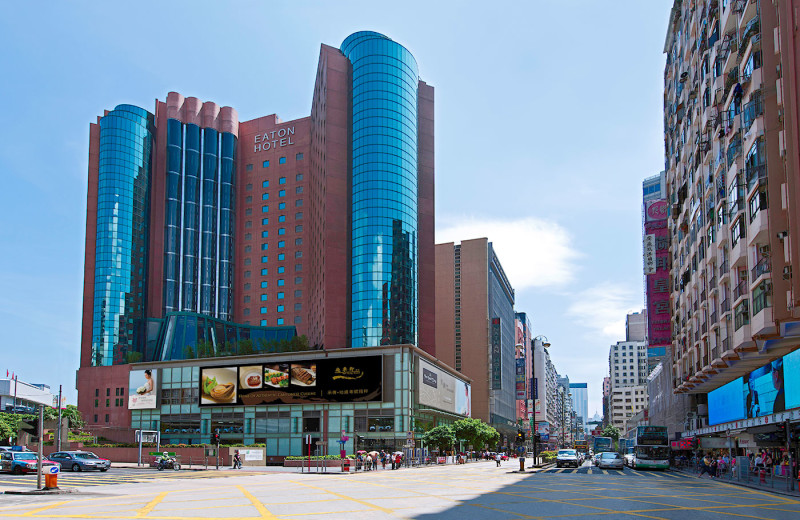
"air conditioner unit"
758,245,770,257
784,266,792,280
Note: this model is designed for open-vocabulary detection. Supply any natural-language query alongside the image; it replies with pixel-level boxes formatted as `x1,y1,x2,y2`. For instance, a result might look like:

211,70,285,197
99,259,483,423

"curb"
671,469,800,498
4,488,80,495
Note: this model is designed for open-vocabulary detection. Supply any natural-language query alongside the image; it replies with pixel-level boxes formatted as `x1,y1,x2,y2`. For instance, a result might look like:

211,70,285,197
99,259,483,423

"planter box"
283,460,343,468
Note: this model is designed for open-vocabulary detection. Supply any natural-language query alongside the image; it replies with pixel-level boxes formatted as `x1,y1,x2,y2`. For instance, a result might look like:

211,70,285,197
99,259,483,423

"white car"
556,449,580,468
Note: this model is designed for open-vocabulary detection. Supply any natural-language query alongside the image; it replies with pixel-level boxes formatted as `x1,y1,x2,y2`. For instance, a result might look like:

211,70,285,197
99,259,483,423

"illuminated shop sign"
253,126,295,152
199,355,383,406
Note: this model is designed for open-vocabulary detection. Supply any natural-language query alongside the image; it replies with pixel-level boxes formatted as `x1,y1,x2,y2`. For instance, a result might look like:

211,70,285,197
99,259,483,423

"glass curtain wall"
91,105,154,366
341,31,419,348
163,120,236,320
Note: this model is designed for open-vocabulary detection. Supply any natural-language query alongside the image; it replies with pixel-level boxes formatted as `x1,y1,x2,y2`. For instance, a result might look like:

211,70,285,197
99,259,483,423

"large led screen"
708,348,800,425
199,355,383,406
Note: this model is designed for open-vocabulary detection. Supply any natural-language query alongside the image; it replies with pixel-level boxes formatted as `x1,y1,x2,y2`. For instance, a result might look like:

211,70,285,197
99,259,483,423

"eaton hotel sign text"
254,126,295,152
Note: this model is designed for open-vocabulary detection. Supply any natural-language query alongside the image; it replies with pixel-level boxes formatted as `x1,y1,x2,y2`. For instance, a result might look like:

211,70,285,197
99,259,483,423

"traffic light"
516,430,525,443
211,432,220,444
20,419,39,437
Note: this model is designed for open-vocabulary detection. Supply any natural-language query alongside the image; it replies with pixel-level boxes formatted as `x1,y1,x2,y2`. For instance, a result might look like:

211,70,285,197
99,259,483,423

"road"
1,459,799,519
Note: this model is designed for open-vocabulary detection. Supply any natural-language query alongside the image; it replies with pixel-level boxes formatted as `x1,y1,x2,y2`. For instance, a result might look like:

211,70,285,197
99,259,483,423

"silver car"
47,451,110,472
597,451,624,470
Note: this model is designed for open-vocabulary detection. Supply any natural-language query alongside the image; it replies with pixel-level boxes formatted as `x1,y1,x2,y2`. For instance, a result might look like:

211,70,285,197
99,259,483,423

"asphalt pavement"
1,458,798,519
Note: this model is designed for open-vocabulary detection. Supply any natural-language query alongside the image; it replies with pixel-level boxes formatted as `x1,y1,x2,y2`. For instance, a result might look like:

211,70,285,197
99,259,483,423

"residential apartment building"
608,341,649,431
664,0,800,443
514,313,534,434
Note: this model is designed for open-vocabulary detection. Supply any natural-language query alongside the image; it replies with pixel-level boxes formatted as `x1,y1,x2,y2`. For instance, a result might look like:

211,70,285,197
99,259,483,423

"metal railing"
734,280,749,300
751,257,770,279
722,337,730,351
721,298,731,313
746,164,766,191
673,457,797,493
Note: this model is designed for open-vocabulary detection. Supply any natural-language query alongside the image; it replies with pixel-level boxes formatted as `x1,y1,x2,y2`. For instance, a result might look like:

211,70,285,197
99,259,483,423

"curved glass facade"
91,104,154,366
163,120,236,320
341,31,419,348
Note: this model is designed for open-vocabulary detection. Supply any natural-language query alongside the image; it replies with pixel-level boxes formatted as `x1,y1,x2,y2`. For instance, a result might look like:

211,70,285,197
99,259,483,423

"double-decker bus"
625,426,670,470
592,436,613,454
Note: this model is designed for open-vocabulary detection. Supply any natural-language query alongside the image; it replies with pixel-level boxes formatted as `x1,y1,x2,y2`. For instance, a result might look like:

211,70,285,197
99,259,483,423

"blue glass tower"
91,105,154,366
163,120,236,321
341,31,419,348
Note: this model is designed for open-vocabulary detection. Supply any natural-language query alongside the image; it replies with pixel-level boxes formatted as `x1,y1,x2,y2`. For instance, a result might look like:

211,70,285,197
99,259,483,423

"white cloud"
566,282,643,341
436,215,580,289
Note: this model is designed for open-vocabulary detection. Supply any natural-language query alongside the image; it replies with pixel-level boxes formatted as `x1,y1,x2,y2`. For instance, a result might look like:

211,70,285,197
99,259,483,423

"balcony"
734,300,750,331
751,281,775,336
710,311,718,324
721,298,731,314
751,257,770,281
742,96,763,134
733,280,749,300
709,275,717,289
746,164,766,192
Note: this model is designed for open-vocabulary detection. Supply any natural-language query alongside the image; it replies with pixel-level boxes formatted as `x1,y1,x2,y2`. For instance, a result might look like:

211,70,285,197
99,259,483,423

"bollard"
342,459,350,473
44,472,58,489
519,457,525,472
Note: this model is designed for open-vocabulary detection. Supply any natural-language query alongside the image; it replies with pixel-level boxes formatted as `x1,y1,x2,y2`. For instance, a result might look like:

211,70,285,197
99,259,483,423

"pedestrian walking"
495,452,502,467
232,450,242,469
698,454,714,478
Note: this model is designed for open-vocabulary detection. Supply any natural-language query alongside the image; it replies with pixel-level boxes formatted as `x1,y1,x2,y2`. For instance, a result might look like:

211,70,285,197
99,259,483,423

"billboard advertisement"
419,359,471,416
644,199,670,348
491,318,502,390
128,369,158,409
199,356,383,406
708,348,800,425
515,358,526,400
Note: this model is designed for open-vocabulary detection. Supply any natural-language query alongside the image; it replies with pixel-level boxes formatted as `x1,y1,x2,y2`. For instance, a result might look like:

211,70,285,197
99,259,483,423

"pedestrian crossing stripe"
0,471,241,488
536,468,690,478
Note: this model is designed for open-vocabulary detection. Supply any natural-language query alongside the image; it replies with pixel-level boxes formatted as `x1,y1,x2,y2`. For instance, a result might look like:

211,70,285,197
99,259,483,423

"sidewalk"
671,467,800,498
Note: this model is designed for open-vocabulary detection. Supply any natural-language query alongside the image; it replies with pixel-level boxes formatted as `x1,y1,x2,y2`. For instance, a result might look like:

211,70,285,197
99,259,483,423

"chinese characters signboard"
491,318,502,390
644,200,670,348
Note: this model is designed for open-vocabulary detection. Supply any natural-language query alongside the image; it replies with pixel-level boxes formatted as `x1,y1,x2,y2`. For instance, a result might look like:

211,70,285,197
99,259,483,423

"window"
296,153,304,161
296,173,303,181
261,294,268,301
261,281,268,288
294,303,302,311
277,318,285,325
261,268,268,276
260,320,267,326
244,245,252,253
295,277,303,284
279,157,286,164
278,215,286,222
243,308,250,316
244,283,251,290
262,193,269,200
278,279,285,286
294,290,302,297
295,251,303,258
244,258,251,265
260,307,268,314
261,243,268,250
294,264,302,272
277,305,284,312
246,196,253,203
261,231,269,238
261,255,268,263
244,295,250,303
279,177,286,184
278,241,285,248
262,160,270,168
295,212,303,220
295,238,302,245
296,186,303,194
295,225,303,232
294,316,302,324
246,164,253,171
105,414,109,423
295,199,303,207
278,266,285,273
244,271,251,278
245,208,252,216
278,292,285,299
261,218,269,225
278,253,285,261
279,189,286,197
262,205,269,213
244,233,252,240
278,228,286,235
107,388,110,396
246,183,253,191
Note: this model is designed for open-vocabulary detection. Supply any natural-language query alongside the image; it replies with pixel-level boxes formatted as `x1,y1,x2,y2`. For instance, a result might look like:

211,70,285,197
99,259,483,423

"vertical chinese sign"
644,200,671,352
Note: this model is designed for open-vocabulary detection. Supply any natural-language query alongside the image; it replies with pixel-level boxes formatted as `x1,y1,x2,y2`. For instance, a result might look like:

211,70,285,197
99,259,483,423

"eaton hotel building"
76,32,468,456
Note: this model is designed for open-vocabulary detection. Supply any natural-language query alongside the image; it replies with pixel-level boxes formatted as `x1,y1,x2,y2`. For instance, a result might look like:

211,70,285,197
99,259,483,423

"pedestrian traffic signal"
211,432,220,444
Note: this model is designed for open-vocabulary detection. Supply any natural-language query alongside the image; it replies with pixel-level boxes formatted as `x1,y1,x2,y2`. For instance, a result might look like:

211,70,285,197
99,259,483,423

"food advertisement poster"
128,369,158,409
200,367,238,405
199,356,383,406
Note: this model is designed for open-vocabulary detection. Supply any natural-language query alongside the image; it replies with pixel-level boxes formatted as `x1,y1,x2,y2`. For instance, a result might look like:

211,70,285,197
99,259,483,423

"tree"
421,425,455,452
43,405,85,429
601,424,620,442
452,417,499,450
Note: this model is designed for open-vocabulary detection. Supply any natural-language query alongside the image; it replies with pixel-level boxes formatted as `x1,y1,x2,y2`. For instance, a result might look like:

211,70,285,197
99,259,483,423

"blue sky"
0,1,673,415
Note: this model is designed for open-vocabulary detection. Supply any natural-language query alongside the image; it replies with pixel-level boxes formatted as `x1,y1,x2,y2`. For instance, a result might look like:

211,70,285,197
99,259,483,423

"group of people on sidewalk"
694,450,796,479
356,451,403,471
